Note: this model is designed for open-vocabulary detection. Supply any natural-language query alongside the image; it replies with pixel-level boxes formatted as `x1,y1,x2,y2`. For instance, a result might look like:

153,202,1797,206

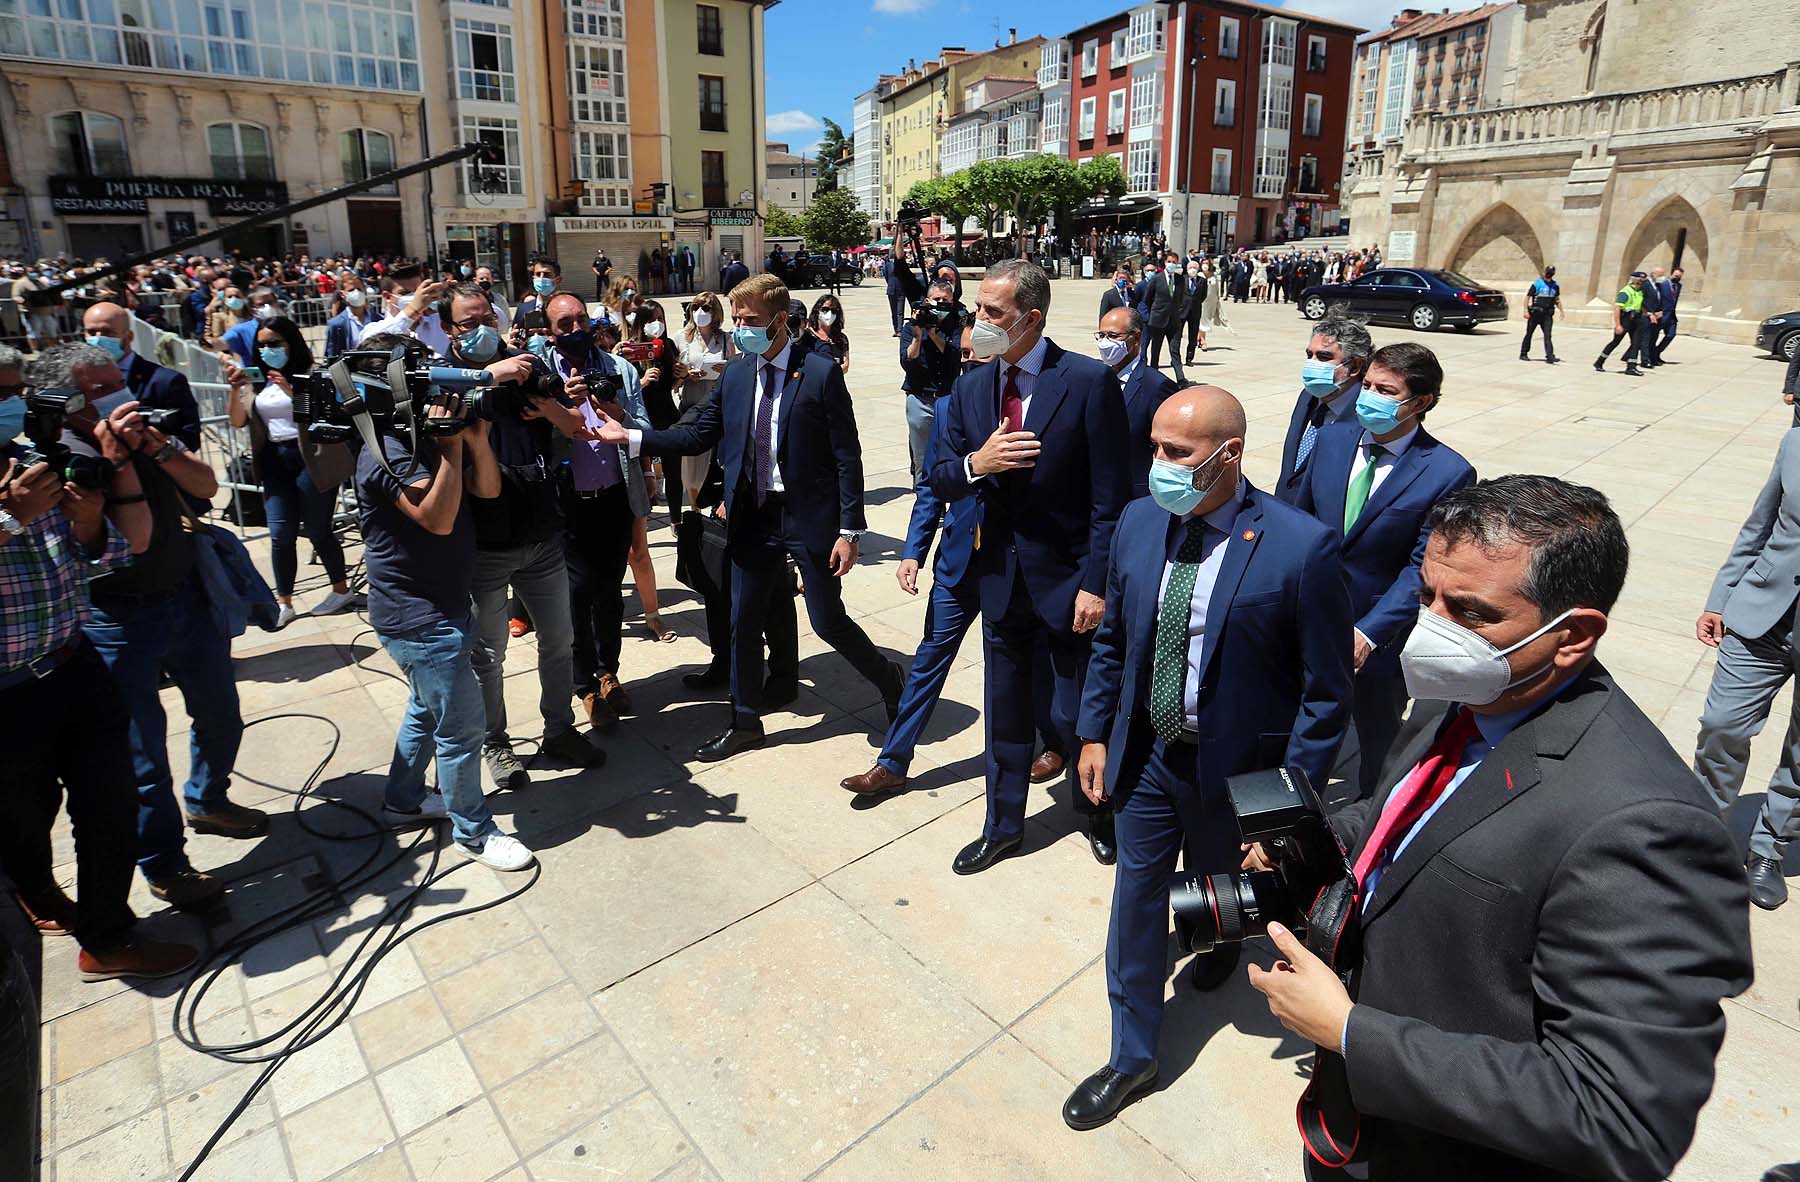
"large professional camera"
1169,765,1360,968
895,199,927,227
289,346,528,440
18,389,111,492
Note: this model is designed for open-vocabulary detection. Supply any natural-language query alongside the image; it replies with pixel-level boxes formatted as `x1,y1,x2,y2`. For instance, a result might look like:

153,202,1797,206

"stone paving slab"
25,279,1800,1182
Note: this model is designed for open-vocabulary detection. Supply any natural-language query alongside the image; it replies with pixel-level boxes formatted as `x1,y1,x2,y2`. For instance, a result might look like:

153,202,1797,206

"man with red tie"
1248,475,1753,1181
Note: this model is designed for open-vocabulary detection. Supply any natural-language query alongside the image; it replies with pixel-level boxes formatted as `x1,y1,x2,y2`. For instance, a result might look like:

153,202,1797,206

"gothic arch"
1445,202,1546,286
1621,195,1708,295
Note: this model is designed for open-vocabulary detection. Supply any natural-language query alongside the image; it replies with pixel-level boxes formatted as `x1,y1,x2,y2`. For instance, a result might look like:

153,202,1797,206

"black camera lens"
1170,870,1294,955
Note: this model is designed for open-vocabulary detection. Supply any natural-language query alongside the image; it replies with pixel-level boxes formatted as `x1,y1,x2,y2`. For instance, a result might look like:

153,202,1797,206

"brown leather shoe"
840,765,907,795
147,869,225,910
78,939,198,982
1030,749,1067,784
599,672,633,717
583,689,618,731
13,886,76,936
186,799,270,838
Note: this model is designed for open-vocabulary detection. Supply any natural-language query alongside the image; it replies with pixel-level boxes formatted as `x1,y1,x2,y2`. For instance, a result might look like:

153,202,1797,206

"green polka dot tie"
1150,518,1211,743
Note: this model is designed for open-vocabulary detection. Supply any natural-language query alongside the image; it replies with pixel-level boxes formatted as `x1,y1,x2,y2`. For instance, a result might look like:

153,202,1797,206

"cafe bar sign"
49,175,291,216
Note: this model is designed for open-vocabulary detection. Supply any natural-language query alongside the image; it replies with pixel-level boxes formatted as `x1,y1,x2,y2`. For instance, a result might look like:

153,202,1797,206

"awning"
1071,196,1163,221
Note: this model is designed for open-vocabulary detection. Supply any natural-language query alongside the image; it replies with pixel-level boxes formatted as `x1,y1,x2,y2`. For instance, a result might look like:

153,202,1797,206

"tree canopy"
815,118,848,194
906,155,1130,251
764,205,806,239
801,188,872,250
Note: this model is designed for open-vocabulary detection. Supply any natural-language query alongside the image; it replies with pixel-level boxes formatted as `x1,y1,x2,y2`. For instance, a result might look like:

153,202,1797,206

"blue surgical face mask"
258,345,290,371
1148,441,1230,517
1355,389,1417,435
0,397,25,442
85,334,125,361
90,387,133,418
527,333,549,354
455,324,500,363
225,296,246,310
732,324,772,356
1302,358,1342,399
533,276,555,296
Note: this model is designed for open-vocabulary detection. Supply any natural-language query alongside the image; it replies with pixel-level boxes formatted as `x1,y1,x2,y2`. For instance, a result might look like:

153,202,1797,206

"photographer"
0,357,199,981
438,283,603,788
355,262,450,355
37,343,257,911
899,280,962,485
1249,476,1752,1181
350,333,534,872
223,316,357,627
541,290,653,729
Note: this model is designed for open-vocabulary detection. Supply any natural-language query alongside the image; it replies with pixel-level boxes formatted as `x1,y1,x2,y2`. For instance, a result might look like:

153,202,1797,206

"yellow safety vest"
1617,285,1644,314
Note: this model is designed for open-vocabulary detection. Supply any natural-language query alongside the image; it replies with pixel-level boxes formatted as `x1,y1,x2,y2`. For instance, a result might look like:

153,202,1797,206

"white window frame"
574,128,630,183
454,18,515,104
1296,153,1319,193
1041,92,1067,150
1303,93,1323,136
461,115,523,195
566,0,624,39
1261,75,1293,130
1262,17,1296,67
1106,88,1127,135
1126,138,1158,193
1307,34,1327,71
207,120,273,181
570,42,628,123
1128,71,1160,130
1210,147,1232,195
1109,28,1127,65
1038,40,1070,87
1214,79,1236,125
1218,17,1240,58
1080,39,1099,78
1123,6,1166,62
1254,143,1288,198
1078,95,1097,139
49,110,130,177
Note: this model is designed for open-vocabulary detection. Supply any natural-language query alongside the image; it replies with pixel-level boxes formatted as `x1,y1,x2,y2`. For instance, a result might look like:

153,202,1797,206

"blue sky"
763,0,1399,156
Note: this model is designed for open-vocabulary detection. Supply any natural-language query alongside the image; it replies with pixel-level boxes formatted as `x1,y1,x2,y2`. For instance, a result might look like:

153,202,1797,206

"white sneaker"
383,792,449,828
458,830,534,872
312,589,362,616
274,604,298,630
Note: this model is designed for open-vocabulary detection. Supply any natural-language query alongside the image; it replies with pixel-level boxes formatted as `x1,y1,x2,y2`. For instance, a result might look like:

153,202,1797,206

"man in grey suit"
1695,428,1800,908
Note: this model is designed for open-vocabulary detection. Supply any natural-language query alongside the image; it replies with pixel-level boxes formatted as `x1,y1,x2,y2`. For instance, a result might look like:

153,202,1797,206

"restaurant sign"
50,175,290,216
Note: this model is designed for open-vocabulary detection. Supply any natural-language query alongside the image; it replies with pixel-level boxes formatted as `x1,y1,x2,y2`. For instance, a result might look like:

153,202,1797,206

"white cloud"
872,0,935,14
1276,0,1391,34
767,109,825,137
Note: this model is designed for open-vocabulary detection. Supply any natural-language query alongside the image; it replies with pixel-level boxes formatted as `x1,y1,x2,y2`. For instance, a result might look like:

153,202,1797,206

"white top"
1156,486,1244,732
679,328,730,385
1347,422,1420,501
354,305,451,356
751,339,794,494
254,382,299,442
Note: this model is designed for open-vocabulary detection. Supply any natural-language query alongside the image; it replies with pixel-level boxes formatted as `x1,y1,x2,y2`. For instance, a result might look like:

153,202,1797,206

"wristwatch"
0,509,26,537
152,438,190,464
839,530,862,542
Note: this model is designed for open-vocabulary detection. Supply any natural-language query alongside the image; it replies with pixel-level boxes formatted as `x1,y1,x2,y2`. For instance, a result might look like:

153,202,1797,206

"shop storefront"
550,215,674,301
48,175,289,262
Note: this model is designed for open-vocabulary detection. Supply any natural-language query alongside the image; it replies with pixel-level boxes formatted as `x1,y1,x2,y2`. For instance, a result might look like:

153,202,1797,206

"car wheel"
1302,295,1327,320
850,270,864,287
1410,303,1440,331
1780,330,1800,363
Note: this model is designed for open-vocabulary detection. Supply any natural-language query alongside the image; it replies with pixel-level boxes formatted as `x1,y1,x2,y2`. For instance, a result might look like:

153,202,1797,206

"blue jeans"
379,615,496,847
86,578,244,880
879,576,978,776
260,441,346,597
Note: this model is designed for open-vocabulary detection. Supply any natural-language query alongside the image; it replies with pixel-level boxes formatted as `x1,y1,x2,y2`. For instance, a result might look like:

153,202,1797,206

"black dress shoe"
761,677,800,710
695,725,765,763
1062,1062,1158,1131
1189,942,1242,992
682,663,729,692
1087,814,1117,866
1748,854,1789,910
952,834,1021,875
881,660,905,723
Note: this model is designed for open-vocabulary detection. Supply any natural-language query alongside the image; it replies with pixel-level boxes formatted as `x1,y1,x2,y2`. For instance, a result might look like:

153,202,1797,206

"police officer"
1596,271,1649,376
1519,265,1562,364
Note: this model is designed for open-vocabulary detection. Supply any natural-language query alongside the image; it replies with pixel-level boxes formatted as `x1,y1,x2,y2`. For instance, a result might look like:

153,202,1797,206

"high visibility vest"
1617,285,1644,314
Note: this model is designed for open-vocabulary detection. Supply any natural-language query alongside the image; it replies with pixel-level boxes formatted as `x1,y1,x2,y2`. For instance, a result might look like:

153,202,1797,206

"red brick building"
1040,0,1362,250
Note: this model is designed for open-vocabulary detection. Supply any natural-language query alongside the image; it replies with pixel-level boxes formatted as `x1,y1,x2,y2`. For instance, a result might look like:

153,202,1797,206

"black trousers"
701,533,798,681
1183,315,1205,359
0,641,139,952
728,492,889,727
1599,313,1645,363
564,482,636,694
1146,322,1186,382
1521,307,1555,358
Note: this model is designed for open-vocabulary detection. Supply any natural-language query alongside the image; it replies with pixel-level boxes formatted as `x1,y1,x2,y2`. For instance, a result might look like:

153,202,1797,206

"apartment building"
939,77,1039,174
848,81,891,223
764,141,818,212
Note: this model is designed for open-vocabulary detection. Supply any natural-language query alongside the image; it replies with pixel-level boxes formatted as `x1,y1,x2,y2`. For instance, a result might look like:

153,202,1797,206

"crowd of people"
0,239,1782,1180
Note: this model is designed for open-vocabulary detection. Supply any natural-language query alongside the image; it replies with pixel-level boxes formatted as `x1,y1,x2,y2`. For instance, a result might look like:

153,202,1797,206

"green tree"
815,118,848,194
764,205,806,239
1078,154,1128,201
904,173,978,261
801,188,872,251
962,160,1011,252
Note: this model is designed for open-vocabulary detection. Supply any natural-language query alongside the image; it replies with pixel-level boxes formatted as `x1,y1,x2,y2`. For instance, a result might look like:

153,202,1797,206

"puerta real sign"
49,175,291,216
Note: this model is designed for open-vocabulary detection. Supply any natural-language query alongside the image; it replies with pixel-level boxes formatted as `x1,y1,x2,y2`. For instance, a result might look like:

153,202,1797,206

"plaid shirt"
0,500,131,675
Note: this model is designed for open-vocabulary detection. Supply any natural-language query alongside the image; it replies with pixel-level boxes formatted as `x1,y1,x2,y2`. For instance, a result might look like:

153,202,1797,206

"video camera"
17,389,111,492
1169,765,1360,970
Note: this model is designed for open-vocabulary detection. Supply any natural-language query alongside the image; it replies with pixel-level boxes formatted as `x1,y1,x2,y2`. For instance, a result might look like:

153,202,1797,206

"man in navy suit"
927,259,1132,872
80,302,201,451
1098,306,1177,498
1276,314,1374,504
1295,341,1476,798
1062,385,1353,1130
1098,269,1134,323
598,273,902,761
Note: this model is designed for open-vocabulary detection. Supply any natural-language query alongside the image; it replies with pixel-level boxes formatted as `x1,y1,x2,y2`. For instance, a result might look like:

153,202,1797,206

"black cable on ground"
169,712,540,1182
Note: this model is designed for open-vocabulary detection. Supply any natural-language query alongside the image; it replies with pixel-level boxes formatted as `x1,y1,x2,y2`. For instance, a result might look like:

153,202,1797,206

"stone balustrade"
1403,68,1793,157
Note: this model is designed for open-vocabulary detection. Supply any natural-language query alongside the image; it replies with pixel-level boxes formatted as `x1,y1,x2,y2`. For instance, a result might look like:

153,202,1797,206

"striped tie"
1149,519,1211,742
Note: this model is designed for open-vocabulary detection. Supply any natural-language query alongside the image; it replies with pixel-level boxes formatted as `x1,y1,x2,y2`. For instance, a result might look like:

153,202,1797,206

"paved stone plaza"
28,278,1800,1182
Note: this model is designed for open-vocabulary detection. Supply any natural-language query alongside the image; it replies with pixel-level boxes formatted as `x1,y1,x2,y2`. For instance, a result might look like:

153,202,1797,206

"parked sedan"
1298,268,1510,332
785,253,864,290
1757,310,1800,362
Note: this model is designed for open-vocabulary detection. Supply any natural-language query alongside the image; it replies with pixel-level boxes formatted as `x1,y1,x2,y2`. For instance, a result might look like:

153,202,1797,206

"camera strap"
1298,1051,1361,1170
326,358,399,478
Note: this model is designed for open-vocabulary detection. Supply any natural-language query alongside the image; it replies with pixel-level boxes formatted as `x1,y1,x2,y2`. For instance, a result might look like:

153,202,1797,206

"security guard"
1519,265,1562,363
1596,271,1648,376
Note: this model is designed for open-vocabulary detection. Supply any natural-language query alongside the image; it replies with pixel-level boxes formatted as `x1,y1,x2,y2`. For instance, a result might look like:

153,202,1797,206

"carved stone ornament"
173,89,196,130
125,85,152,128
4,77,30,120
273,96,292,139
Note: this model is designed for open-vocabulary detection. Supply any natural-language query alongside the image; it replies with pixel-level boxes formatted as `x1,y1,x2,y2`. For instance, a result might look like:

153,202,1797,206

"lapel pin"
1505,769,1515,791
1242,529,1255,541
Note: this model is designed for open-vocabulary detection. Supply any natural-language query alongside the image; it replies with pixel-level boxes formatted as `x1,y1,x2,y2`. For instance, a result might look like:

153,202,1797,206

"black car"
786,252,864,290
1298,268,1509,332
1757,311,1800,362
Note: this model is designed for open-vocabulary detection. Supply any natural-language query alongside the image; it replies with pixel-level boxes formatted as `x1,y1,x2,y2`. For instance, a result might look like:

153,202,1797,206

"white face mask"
344,288,367,307
970,310,1028,361
644,320,664,339
1399,606,1574,706
252,304,276,320
1095,336,1132,366
819,310,837,327
692,309,713,328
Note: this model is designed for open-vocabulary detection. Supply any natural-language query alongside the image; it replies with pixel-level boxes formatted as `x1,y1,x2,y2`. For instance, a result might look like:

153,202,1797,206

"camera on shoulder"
19,389,111,491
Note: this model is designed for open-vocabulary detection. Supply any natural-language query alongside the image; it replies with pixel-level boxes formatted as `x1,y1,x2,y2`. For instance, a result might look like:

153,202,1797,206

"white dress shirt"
965,334,1049,484
750,339,793,494
354,301,450,356
1156,483,1245,733
1344,422,1419,503
1117,353,1140,389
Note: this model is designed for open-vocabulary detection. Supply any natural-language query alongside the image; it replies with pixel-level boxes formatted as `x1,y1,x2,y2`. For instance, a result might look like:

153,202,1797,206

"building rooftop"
1064,0,1366,40
1358,2,1510,45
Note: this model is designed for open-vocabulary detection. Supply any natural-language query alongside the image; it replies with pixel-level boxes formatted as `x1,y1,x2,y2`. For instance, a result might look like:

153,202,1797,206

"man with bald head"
1096,306,1175,497
1064,384,1353,1130
82,301,202,452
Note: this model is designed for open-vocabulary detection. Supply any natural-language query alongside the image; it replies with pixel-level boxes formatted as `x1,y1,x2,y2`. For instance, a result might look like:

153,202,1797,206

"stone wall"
1516,0,1800,105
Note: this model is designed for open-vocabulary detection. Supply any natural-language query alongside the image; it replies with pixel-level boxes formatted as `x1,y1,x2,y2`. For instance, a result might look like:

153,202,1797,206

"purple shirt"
550,350,622,491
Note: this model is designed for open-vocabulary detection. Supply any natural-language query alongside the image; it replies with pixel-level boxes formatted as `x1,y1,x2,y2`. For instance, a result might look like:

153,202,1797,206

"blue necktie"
753,361,777,504
1295,399,1329,471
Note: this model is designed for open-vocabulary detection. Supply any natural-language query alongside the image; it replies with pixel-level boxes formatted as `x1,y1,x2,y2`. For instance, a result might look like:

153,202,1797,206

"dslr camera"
1169,765,1360,969
18,389,111,492
895,198,926,227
